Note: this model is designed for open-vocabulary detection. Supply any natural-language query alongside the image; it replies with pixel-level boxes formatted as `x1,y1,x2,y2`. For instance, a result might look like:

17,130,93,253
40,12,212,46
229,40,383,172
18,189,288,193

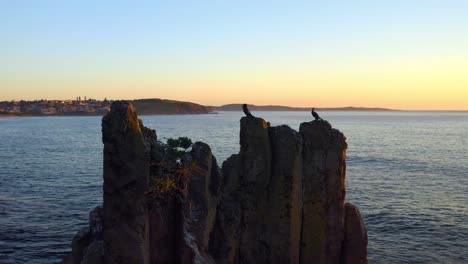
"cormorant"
243,104,254,117
311,108,322,121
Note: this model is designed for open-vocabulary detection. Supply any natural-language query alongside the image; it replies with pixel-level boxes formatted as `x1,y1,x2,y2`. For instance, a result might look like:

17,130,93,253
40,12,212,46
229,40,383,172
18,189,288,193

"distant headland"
132,98,211,115
0,98,395,117
212,104,394,111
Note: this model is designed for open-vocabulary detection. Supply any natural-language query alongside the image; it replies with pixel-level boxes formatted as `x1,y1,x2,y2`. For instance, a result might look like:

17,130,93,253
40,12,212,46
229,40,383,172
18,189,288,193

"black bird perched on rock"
311,108,323,121
242,104,254,117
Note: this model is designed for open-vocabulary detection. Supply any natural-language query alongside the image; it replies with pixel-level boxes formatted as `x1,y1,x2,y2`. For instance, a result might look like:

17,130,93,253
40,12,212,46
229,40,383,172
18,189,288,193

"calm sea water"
0,111,467,263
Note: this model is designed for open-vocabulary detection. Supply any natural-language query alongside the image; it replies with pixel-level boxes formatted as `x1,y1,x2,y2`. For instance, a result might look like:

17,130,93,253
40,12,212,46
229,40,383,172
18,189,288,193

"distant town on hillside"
0,97,111,116
0,98,210,116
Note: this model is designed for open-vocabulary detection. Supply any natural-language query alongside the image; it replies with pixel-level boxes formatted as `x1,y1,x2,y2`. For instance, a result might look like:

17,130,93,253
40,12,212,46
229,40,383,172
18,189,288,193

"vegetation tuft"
146,136,201,207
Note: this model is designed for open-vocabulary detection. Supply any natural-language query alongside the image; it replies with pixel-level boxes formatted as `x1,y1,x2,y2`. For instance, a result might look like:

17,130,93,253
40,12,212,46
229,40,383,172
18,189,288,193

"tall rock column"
238,116,271,263
267,125,303,264
300,120,347,264
184,142,221,253
101,101,150,263
209,154,242,264
179,142,222,264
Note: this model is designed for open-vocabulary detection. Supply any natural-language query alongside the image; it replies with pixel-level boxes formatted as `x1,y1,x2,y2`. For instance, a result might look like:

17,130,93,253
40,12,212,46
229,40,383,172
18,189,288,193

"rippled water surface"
1,111,467,263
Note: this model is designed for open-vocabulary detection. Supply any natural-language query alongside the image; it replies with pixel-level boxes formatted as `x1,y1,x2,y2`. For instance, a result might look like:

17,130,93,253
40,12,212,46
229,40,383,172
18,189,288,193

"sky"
1,1,467,110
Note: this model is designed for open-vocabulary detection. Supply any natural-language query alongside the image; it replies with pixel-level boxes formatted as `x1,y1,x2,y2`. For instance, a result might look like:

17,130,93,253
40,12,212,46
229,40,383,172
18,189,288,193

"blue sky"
1,1,468,109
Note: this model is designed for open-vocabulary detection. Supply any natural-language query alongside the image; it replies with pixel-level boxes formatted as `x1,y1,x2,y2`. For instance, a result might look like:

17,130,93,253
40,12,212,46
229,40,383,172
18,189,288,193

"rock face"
179,142,222,264
210,120,304,264
267,125,303,264
63,206,104,264
64,101,368,264
237,117,272,263
300,121,347,263
341,203,368,264
101,101,150,264
208,154,242,263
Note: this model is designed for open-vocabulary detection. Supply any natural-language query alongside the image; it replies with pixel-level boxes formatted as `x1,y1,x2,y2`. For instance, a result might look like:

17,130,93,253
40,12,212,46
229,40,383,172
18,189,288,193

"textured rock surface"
68,227,90,264
63,206,104,264
148,195,183,264
101,101,150,263
341,203,368,264
140,120,158,161
267,125,303,264
80,241,104,264
300,120,347,264
238,116,272,263
148,142,222,264
179,142,221,264
209,154,242,263
65,101,368,264
184,142,221,252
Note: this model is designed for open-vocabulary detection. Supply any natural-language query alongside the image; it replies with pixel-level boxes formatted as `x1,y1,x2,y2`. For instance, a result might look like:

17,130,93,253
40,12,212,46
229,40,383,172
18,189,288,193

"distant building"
41,108,56,114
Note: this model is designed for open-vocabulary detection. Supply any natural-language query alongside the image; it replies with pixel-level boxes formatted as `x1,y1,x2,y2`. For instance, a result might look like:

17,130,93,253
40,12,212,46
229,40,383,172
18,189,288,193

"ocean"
0,111,467,263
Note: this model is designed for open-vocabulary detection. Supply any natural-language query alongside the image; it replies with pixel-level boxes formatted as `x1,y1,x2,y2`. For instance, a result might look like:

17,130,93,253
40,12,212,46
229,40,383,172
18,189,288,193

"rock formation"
64,101,367,264
341,203,368,264
299,121,347,263
101,101,150,263
63,206,104,264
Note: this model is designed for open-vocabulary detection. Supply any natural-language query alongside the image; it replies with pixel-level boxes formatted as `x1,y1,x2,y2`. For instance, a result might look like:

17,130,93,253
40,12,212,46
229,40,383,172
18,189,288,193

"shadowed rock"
147,141,222,264
209,154,242,264
341,203,368,264
63,206,104,264
66,227,90,264
148,195,182,263
184,142,221,251
211,120,304,264
267,125,303,264
180,142,221,264
102,100,150,263
81,240,104,264
238,116,272,263
65,101,368,264
300,120,347,264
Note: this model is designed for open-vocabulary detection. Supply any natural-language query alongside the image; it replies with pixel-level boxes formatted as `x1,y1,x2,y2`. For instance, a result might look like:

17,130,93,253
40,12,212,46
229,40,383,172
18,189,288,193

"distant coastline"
212,104,395,112
0,112,105,117
5,99,466,118
0,113,27,118
0,98,211,117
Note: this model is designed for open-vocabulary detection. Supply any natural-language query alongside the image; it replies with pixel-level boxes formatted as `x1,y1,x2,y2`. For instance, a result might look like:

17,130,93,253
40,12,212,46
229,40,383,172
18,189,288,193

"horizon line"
1,97,467,112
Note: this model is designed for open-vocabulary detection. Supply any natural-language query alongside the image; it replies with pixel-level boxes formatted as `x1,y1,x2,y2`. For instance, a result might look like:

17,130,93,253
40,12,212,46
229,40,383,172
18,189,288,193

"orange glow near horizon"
2,53,467,111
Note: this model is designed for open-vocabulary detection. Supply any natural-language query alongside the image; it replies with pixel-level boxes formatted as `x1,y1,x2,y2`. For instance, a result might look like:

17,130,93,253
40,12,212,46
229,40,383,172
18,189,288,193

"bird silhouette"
242,104,254,117
311,108,322,121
